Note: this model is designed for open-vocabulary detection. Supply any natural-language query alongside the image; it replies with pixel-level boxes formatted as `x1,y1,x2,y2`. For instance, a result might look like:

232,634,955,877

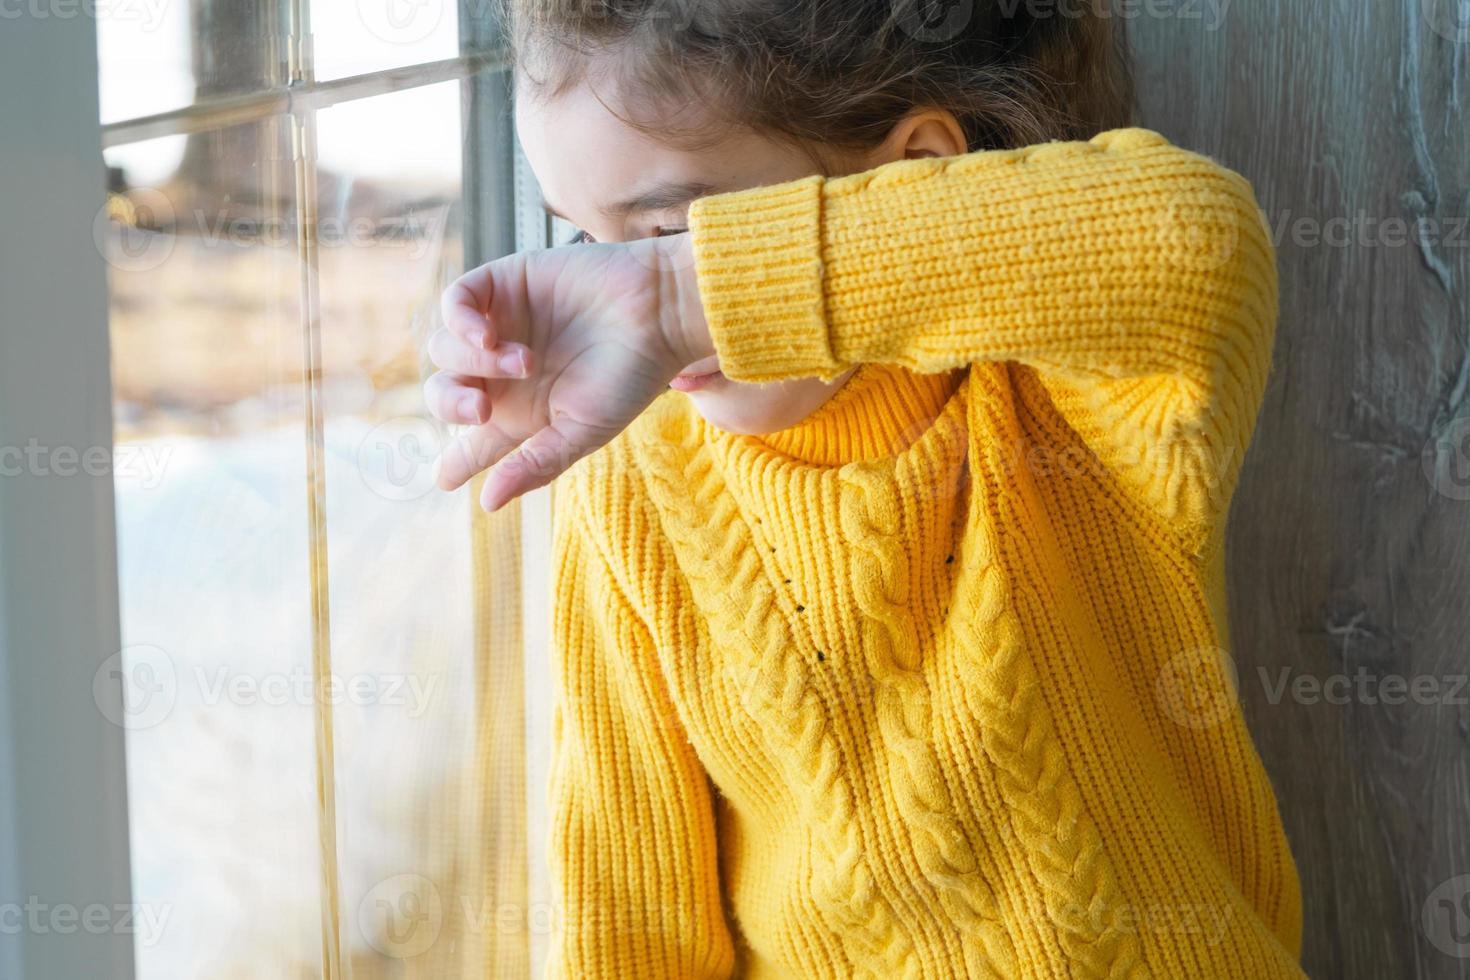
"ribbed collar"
752,362,965,466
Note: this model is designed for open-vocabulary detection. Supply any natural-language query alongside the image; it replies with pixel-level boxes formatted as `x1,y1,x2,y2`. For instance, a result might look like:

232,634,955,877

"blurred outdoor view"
94,3,509,976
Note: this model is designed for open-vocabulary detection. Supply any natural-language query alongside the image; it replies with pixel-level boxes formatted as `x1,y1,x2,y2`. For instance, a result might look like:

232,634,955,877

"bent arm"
684,127,1279,548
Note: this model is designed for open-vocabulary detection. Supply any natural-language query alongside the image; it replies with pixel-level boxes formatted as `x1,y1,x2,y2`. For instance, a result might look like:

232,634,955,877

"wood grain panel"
1129,2,1469,977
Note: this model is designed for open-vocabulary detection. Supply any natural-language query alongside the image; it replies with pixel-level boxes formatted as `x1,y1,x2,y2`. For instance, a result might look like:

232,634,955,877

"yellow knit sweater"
546,128,1303,979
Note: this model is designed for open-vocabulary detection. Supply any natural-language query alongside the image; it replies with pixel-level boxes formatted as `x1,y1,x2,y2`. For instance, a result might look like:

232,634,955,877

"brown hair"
503,0,1135,161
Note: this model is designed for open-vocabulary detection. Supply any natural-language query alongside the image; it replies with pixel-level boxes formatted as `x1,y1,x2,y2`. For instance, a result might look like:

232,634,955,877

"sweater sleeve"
546,500,736,980
686,127,1278,549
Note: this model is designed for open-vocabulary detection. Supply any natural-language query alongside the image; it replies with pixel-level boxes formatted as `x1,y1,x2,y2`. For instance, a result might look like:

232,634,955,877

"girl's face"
514,71,860,436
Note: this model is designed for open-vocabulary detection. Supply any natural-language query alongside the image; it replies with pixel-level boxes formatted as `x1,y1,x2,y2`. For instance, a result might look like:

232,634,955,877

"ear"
864,108,968,168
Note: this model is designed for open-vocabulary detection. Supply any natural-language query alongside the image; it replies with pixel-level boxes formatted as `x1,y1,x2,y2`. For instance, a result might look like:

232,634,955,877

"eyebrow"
542,180,717,222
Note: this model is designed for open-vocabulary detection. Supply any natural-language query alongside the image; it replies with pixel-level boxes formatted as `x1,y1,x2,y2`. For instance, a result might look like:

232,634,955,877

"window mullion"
281,1,344,977
102,52,505,152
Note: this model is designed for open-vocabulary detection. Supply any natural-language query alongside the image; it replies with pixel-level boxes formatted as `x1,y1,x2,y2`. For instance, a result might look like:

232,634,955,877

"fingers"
479,417,611,513
424,371,489,425
440,266,497,348
435,420,520,493
438,263,532,376
426,326,531,379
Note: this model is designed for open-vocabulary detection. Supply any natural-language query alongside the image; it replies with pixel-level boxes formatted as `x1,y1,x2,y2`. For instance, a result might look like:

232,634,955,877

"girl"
427,1,1304,976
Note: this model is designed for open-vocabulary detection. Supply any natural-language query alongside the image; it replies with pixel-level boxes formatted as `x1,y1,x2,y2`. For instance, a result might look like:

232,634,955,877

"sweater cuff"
686,174,846,383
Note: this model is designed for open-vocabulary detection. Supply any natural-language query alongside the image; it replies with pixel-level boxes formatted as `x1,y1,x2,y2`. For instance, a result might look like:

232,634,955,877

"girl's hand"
425,233,712,511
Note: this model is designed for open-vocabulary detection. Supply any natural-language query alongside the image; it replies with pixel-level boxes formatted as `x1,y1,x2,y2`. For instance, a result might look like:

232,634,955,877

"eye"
654,227,688,238
564,229,594,245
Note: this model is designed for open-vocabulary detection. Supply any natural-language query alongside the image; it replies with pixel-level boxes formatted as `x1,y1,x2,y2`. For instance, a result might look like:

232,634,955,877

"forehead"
513,71,815,220
514,76,674,190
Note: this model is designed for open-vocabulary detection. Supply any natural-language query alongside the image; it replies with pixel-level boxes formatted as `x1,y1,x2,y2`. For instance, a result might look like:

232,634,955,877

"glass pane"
98,2,289,125
312,80,489,977
99,2,464,125
102,120,327,977
312,2,460,81
96,2,193,124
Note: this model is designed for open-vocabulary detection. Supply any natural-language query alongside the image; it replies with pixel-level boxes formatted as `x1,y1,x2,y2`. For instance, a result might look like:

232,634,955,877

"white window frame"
0,13,135,980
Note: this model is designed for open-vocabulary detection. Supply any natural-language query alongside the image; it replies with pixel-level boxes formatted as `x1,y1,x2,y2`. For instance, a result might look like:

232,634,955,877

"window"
92,3,555,976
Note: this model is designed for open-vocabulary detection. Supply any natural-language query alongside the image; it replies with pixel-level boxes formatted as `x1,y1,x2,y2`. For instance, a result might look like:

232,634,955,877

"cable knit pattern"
641,413,927,980
945,445,1149,980
545,130,1305,979
834,460,1021,979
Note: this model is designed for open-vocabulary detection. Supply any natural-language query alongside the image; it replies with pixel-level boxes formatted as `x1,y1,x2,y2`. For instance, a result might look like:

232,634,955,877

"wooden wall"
1129,2,1470,977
